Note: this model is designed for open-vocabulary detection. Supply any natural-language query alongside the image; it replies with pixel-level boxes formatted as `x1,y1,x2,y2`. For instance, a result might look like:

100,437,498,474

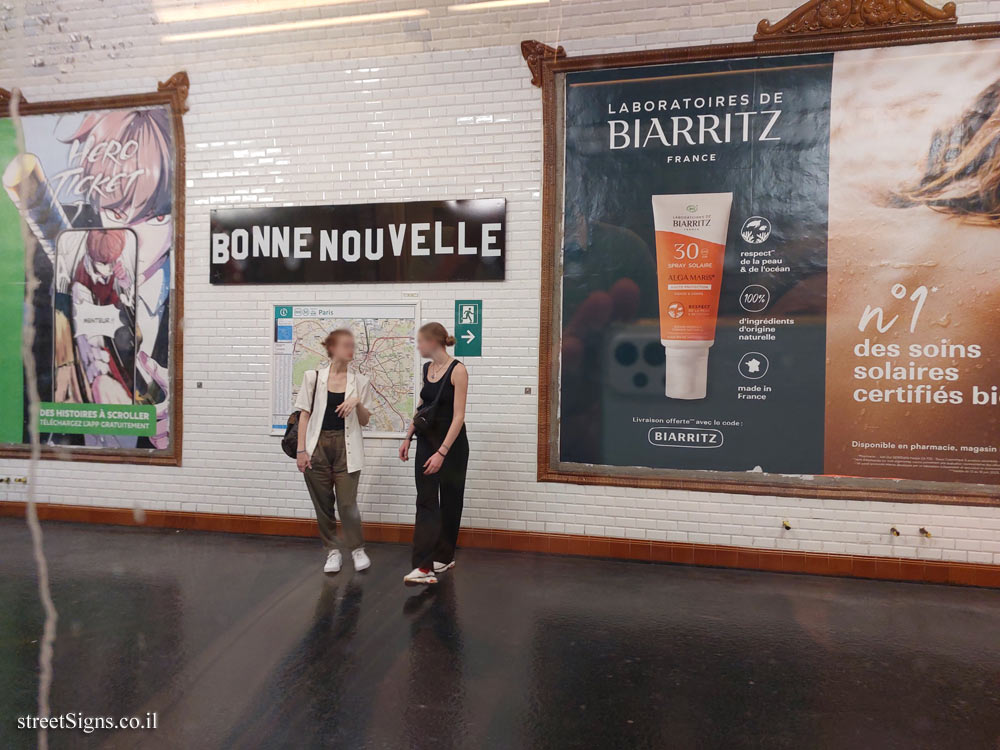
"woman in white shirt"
295,329,375,574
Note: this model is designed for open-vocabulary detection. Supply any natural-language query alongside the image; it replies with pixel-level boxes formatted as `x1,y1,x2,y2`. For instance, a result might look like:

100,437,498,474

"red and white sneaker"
403,568,438,585
433,561,455,574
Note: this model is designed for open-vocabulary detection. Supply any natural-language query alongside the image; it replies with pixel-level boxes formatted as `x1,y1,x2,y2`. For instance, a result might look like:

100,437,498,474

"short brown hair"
419,322,455,348
323,328,354,353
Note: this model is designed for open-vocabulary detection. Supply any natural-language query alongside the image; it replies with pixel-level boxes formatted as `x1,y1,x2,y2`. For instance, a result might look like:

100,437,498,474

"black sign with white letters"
210,198,505,284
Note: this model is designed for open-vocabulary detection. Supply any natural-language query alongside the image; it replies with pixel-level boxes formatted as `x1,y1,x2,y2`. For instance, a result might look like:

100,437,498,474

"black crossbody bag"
282,370,320,459
411,361,457,440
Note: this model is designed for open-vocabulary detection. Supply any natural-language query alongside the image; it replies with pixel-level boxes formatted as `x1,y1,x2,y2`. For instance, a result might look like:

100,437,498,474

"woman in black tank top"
399,323,470,585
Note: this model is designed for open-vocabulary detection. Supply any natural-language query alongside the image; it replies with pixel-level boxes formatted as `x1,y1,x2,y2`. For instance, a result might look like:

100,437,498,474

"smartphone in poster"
558,39,1000,488
53,229,139,410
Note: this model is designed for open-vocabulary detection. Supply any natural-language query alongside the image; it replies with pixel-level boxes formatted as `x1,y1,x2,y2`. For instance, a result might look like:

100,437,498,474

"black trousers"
412,429,469,570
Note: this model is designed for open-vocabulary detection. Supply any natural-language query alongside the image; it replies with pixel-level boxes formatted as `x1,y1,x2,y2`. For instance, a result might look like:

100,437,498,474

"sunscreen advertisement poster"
558,39,1000,487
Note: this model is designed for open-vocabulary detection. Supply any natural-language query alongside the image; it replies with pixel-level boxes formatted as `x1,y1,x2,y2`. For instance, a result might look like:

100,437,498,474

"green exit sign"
454,299,482,357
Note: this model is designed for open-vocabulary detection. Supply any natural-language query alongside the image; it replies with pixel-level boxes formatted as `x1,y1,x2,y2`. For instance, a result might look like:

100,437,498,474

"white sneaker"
324,550,342,573
433,561,455,574
403,567,438,585
352,548,371,571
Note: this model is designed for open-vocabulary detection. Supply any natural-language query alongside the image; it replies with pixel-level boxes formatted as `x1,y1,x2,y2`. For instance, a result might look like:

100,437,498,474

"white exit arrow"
462,330,476,344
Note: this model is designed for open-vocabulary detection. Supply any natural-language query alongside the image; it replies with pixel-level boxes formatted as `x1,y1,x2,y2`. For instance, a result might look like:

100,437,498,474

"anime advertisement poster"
0,104,176,457
555,38,1000,494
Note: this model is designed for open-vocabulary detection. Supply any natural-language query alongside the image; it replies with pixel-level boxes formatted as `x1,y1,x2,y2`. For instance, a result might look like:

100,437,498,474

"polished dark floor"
1,520,999,749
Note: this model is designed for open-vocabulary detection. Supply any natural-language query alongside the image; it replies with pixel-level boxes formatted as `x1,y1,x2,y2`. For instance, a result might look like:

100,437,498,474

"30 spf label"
647,427,724,448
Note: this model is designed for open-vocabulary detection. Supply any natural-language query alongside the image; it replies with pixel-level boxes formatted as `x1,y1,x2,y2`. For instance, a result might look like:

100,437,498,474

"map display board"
271,303,419,437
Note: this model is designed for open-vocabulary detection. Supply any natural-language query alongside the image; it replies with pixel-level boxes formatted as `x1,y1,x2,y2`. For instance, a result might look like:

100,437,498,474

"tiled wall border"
3,502,998,588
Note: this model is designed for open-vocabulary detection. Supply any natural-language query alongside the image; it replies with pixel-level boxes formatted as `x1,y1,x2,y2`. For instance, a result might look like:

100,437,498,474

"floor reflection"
3,521,999,750
0,576,181,750
402,581,466,750
224,577,367,747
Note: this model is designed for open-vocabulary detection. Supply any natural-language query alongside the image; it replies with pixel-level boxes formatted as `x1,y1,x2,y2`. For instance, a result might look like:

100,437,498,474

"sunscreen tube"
651,192,733,399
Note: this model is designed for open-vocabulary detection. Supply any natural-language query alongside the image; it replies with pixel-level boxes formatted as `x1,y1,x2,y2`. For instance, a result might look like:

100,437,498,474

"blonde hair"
419,322,455,348
323,328,354,354
892,78,1000,225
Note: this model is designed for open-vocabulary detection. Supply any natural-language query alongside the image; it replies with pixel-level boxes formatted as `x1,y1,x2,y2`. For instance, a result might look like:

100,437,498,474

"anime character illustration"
54,228,137,408
2,106,174,450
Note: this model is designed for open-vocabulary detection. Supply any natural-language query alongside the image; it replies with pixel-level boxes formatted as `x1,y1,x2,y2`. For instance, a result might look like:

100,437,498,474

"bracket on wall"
521,40,566,88
157,71,191,114
755,0,957,39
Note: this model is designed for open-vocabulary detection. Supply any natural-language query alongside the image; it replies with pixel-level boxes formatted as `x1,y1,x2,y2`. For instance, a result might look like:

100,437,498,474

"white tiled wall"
2,0,999,565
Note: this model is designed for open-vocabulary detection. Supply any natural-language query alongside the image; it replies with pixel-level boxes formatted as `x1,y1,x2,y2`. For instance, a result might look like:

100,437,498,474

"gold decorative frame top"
755,0,957,39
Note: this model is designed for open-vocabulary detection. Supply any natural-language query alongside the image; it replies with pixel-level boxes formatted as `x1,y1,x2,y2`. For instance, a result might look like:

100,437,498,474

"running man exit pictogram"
454,300,482,356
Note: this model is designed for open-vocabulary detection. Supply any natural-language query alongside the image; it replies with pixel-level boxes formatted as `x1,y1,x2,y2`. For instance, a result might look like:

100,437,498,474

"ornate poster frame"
525,3,1000,506
0,73,188,466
